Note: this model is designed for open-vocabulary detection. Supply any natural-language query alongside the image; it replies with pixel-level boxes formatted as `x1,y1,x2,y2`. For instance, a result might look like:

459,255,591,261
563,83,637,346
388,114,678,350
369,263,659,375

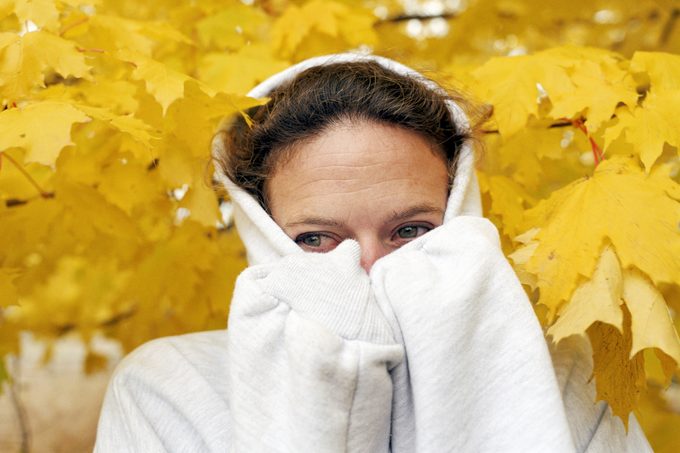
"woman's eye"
294,233,339,252
394,225,431,241
301,234,321,247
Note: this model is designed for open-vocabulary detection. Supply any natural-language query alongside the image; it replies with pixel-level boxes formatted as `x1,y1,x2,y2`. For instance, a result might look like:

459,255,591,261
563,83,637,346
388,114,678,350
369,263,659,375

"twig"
481,120,575,135
8,357,31,453
659,8,680,47
383,12,458,23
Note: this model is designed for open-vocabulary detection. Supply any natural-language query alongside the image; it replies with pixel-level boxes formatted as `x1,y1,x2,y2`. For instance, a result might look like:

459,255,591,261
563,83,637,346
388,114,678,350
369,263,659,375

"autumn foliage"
1,0,679,450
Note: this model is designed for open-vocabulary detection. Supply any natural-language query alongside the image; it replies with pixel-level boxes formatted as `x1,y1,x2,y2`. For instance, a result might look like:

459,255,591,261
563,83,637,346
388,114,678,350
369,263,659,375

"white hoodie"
94,53,652,452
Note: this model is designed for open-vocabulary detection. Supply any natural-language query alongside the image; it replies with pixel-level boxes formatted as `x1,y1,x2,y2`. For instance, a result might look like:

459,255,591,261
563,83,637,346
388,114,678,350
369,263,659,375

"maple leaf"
272,0,377,60
471,53,573,137
86,14,191,55
549,59,638,132
164,80,266,158
196,3,268,50
0,30,91,99
74,104,158,148
14,0,59,31
0,101,89,165
37,79,140,114
548,246,623,343
623,269,680,367
603,92,680,171
478,173,536,238
198,44,289,95
116,49,193,112
588,313,646,428
96,157,165,216
0,148,53,200
515,156,680,321
630,51,680,92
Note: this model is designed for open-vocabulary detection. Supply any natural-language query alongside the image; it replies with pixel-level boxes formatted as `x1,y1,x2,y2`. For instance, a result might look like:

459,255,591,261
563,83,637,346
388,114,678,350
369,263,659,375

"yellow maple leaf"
546,245,680,396
588,313,646,429
54,178,142,242
164,80,266,158
630,51,680,92
36,78,140,115
603,92,680,172
508,227,539,291
96,157,165,216
272,0,377,60
196,3,268,50
549,59,638,132
0,148,53,200
516,156,680,320
0,101,89,165
14,0,59,31
198,45,289,95
471,53,573,137
179,180,221,228
623,269,680,366
481,126,587,193
86,14,191,56
0,30,91,99
0,196,62,265
116,49,193,112
548,246,623,343
477,173,536,238
74,104,158,148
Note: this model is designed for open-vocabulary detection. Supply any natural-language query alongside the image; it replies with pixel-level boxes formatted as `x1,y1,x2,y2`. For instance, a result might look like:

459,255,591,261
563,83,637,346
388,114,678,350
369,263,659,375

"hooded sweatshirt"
94,53,652,453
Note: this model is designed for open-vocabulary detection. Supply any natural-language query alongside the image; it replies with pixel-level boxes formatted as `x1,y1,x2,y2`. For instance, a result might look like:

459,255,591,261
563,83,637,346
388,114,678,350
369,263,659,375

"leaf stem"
0,152,54,198
59,17,89,37
561,118,604,166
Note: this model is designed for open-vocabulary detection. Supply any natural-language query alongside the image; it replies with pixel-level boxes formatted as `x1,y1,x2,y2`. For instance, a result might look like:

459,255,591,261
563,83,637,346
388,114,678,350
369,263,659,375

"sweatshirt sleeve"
226,239,404,452
370,216,577,452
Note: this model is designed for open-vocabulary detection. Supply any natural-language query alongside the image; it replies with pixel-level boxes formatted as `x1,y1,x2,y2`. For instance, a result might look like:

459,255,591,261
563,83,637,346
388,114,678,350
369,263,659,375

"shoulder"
111,329,229,395
117,329,229,375
97,330,231,451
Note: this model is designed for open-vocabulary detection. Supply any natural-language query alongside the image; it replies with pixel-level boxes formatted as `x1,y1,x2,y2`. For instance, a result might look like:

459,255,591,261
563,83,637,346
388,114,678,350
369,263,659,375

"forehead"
266,120,449,225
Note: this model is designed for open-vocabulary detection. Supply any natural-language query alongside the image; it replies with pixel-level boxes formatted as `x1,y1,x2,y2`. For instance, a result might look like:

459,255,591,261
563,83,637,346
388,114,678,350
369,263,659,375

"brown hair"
213,60,485,210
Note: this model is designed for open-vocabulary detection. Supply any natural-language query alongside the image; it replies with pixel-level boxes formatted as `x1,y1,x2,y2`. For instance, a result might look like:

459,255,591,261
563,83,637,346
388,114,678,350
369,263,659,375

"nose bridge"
358,236,389,273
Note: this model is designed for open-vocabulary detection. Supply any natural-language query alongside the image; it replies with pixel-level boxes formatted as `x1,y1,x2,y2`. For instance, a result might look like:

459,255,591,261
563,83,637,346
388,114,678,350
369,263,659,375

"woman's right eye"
294,233,340,252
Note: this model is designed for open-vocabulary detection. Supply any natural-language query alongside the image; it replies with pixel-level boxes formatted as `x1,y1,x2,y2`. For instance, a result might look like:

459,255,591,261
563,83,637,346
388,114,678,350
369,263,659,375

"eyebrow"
284,203,444,228
386,204,444,223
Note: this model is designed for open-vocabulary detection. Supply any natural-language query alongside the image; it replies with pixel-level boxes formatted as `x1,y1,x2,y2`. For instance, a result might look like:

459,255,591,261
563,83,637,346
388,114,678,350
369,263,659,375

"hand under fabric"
226,239,403,452
369,216,577,452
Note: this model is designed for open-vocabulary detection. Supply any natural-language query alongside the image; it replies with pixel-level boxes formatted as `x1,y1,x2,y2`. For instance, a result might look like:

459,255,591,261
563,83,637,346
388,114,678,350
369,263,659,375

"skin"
266,119,450,273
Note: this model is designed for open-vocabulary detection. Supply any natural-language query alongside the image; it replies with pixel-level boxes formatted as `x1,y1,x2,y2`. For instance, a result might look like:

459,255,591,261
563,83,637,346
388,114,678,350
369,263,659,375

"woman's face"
266,120,449,272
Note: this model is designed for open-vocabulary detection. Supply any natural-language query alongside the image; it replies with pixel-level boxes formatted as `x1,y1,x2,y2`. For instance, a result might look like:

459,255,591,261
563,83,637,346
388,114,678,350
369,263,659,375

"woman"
94,53,652,452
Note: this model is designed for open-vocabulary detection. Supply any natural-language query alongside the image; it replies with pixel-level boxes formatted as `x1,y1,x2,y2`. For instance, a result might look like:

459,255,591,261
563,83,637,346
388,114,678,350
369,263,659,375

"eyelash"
294,224,433,251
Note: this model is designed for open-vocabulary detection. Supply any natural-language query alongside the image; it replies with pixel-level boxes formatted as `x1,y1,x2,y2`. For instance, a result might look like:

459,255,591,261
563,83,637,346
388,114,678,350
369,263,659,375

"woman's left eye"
393,224,431,242
294,232,340,252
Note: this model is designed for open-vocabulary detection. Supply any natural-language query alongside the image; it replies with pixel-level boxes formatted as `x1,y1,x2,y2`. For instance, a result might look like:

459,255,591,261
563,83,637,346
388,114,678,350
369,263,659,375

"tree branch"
382,12,457,23
659,8,680,47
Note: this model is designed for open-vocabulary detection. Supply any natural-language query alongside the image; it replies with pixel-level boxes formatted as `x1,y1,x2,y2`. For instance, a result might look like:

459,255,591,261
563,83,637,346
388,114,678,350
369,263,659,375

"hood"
211,52,482,266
